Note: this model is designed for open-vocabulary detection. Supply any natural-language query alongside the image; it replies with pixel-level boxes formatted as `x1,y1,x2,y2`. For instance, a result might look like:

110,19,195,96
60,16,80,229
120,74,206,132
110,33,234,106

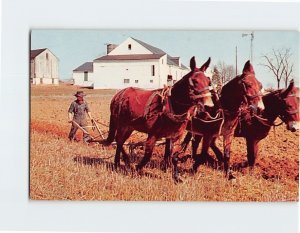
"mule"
103,57,214,174
176,61,264,179
186,80,299,175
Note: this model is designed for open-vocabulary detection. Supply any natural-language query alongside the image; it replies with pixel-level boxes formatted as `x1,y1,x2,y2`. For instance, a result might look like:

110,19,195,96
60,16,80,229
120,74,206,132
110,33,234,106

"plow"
73,119,166,158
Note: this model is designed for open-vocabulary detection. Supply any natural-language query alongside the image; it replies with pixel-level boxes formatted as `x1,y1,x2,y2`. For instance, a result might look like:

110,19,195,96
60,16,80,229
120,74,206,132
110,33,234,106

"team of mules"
103,56,299,182
182,80,299,172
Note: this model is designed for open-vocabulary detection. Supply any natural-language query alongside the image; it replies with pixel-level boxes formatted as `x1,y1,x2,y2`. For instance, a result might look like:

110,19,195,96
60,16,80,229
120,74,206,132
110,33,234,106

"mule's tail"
101,114,117,146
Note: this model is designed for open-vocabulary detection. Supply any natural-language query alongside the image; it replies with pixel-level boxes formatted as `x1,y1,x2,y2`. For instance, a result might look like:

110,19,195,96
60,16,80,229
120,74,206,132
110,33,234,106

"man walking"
68,91,93,143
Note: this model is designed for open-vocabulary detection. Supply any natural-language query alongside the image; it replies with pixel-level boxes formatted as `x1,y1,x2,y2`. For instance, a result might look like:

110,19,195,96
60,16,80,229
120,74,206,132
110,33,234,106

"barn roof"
131,38,166,55
30,48,47,59
131,38,188,69
94,37,188,70
73,62,93,72
94,54,164,62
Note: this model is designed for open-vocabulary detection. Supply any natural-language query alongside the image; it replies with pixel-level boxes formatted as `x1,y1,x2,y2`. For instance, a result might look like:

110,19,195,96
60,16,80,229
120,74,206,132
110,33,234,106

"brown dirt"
30,84,299,201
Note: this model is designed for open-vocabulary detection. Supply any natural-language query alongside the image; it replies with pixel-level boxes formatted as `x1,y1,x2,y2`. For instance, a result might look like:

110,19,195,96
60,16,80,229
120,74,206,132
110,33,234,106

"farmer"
68,91,93,143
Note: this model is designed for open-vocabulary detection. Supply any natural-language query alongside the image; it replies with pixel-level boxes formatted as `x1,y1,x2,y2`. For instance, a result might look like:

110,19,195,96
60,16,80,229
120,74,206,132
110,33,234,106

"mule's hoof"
173,176,183,184
228,173,236,180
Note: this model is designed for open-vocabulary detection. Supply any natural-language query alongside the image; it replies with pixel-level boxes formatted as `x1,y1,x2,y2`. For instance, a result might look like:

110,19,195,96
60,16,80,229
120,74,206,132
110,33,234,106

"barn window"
151,65,155,76
162,59,163,64
84,71,88,81
135,80,139,83
124,79,130,83
128,44,131,50
46,53,49,60
150,80,153,83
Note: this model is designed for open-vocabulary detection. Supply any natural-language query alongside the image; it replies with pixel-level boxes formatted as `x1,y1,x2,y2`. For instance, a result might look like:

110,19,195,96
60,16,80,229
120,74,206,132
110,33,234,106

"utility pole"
242,31,254,63
235,46,238,76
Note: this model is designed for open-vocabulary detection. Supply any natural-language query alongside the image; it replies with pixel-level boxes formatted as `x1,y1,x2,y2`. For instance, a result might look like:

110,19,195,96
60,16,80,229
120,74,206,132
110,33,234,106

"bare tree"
211,66,222,93
282,50,294,88
217,61,235,86
261,48,294,89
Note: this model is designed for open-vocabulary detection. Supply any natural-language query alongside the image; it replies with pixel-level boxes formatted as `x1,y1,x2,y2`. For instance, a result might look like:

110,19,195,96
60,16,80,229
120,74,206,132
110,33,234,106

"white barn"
30,48,59,85
73,37,189,89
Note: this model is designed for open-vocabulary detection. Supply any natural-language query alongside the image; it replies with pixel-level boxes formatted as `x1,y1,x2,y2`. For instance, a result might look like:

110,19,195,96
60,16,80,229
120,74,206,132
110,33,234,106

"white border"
1,0,299,232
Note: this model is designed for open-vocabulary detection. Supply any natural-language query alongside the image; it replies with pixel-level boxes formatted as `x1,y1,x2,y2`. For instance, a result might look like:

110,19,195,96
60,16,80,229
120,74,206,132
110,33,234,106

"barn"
73,37,189,89
30,48,59,85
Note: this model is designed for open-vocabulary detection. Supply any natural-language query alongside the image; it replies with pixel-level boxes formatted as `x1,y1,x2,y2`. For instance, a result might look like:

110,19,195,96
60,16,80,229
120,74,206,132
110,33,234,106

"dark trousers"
68,119,91,142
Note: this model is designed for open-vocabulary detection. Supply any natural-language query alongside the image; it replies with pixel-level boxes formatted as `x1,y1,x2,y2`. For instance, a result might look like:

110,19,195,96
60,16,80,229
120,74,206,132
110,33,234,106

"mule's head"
278,80,299,132
239,60,265,112
187,57,214,107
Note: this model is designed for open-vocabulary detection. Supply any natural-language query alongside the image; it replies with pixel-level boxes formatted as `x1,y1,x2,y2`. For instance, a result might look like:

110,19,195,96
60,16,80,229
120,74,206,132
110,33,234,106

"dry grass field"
30,84,299,201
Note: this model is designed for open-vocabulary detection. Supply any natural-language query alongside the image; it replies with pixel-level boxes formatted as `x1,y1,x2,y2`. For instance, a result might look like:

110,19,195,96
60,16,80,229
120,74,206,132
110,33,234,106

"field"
30,84,299,201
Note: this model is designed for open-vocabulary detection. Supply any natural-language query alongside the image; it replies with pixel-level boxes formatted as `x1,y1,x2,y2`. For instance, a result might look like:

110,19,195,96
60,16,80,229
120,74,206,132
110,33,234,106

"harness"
143,86,191,124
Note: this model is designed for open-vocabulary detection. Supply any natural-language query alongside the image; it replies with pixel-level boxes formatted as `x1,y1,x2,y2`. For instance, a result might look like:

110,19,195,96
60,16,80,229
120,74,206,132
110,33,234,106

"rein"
252,113,284,127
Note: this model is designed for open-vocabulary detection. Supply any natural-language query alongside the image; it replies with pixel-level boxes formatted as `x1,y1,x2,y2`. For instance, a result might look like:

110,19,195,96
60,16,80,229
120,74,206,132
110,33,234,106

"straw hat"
74,91,86,97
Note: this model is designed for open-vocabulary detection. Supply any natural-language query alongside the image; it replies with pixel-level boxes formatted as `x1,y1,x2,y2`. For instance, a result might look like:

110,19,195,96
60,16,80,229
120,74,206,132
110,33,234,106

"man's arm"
68,112,73,123
68,102,74,123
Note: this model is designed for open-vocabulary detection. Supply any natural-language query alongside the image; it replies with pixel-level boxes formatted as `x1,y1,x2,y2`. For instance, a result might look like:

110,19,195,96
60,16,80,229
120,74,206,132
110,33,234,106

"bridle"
278,93,299,122
240,79,263,104
188,71,214,100
238,76,263,113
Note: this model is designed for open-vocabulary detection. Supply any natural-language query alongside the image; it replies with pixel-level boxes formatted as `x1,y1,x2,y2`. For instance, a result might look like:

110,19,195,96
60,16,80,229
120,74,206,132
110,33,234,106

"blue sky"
31,30,299,88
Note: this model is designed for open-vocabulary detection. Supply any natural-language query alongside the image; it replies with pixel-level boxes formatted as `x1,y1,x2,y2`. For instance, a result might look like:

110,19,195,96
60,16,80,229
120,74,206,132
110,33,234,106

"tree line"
211,47,295,92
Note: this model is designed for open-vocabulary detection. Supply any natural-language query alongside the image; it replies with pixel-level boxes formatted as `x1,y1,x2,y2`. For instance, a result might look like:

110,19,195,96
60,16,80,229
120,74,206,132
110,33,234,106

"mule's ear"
190,56,196,71
200,57,211,72
281,79,294,98
243,60,255,74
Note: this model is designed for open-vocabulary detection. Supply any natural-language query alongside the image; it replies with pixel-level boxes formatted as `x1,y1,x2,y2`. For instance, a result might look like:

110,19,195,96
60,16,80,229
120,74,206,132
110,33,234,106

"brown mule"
103,57,214,179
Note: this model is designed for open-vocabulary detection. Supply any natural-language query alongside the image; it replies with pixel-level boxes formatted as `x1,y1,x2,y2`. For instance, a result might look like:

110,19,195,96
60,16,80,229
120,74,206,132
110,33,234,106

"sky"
31,30,299,88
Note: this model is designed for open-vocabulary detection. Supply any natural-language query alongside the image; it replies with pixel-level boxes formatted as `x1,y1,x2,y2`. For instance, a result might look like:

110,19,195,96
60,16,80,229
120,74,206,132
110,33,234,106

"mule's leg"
114,128,133,170
161,138,173,172
193,135,212,173
223,133,235,180
121,146,131,169
136,135,156,171
246,138,259,168
191,135,202,173
120,129,133,168
210,137,224,163
181,132,193,152
192,135,202,161
114,144,122,169
172,138,185,183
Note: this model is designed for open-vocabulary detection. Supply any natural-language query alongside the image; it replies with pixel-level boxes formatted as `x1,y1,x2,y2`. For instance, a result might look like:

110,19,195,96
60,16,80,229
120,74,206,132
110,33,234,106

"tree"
211,66,222,93
217,61,235,86
260,48,294,89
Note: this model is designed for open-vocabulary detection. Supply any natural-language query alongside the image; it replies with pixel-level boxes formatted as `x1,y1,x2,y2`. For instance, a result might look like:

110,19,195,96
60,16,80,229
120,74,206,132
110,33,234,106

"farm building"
73,37,190,89
73,62,94,87
30,48,59,85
